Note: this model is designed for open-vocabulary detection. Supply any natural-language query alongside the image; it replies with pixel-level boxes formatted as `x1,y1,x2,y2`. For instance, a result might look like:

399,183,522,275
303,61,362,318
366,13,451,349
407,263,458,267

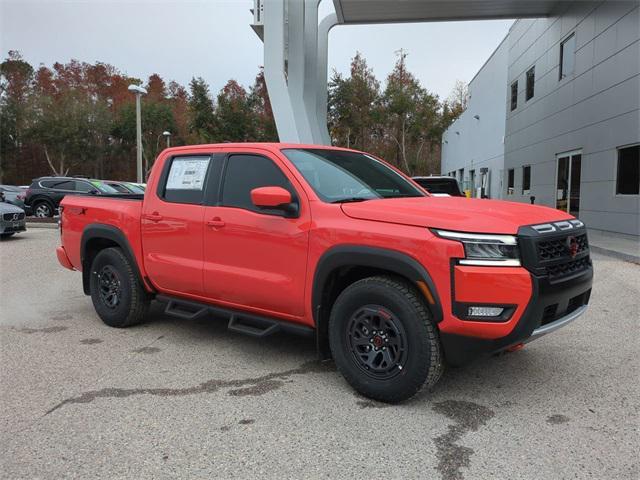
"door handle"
144,212,164,222
207,217,225,228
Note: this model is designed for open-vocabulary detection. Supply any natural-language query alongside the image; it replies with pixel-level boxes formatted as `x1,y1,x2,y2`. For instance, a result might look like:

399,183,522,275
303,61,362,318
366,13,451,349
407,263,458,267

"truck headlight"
433,229,521,266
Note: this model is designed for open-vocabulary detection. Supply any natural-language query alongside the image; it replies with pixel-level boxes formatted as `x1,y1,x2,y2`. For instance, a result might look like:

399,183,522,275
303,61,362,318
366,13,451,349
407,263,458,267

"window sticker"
166,157,210,190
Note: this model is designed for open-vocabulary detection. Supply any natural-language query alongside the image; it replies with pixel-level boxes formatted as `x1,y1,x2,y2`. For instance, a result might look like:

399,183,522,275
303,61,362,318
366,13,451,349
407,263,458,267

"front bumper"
0,220,26,234
440,265,593,366
525,304,587,342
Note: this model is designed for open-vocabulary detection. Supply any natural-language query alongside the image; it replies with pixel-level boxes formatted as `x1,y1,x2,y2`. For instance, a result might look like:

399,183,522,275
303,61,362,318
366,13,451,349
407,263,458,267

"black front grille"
546,256,592,279
3,212,25,221
518,225,592,279
537,233,588,261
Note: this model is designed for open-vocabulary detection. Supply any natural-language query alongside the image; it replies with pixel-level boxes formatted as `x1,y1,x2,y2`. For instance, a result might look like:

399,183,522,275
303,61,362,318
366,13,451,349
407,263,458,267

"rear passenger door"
142,154,222,297
202,151,310,319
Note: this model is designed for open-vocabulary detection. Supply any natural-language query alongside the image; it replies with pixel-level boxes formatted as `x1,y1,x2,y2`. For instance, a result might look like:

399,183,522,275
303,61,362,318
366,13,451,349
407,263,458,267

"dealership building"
441,1,639,236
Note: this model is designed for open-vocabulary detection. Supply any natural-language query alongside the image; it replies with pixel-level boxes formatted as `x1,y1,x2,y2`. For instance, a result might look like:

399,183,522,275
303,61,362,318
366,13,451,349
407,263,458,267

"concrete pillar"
316,13,339,145
261,0,337,145
286,0,314,142
302,0,323,143
263,0,299,142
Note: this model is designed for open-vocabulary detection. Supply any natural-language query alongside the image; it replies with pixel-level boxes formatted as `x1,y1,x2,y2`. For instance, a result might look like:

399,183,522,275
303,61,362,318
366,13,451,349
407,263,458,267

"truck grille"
518,223,591,280
3,212,25,221
537,234,588,261
546,256,591,279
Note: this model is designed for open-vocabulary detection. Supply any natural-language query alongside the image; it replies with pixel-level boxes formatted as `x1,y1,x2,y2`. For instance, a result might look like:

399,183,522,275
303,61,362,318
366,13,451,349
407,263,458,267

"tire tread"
329,275,444,403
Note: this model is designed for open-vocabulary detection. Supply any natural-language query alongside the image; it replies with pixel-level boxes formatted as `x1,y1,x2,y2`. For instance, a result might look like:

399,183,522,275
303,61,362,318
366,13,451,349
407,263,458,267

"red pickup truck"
56,144,593,402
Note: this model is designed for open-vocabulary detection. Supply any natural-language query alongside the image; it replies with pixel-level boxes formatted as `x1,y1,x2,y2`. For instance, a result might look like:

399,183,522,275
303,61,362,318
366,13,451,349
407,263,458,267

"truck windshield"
282,148,424,203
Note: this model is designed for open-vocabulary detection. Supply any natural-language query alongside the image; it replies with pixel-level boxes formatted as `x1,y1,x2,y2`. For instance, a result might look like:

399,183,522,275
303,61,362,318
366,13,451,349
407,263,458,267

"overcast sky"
1,0,512,100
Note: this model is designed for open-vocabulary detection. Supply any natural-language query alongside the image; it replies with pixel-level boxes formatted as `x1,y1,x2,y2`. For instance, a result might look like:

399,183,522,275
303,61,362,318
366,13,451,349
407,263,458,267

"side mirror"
250,186,297,215
89,189,100,195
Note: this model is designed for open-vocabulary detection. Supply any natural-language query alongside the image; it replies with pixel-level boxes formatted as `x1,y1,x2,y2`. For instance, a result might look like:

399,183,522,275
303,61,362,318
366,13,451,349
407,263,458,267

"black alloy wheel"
346,305,408,380
97,265,121,309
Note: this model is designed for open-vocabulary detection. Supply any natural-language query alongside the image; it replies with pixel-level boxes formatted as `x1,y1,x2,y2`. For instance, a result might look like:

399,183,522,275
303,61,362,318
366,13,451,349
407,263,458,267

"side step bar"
156,294,314,338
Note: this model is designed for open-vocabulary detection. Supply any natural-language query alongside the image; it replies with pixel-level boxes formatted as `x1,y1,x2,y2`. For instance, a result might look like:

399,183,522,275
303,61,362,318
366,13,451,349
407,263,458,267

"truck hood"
340,197,573,234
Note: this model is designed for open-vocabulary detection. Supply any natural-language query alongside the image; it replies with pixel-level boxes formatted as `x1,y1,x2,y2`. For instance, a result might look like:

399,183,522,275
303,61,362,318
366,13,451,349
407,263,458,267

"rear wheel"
329,275,443,403
89,247,150,327
33,201,53,218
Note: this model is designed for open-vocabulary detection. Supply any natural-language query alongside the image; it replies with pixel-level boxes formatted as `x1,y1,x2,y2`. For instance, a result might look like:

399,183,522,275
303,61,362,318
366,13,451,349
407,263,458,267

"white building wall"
441,35,509,199
504,1,639,236
442,1,639,236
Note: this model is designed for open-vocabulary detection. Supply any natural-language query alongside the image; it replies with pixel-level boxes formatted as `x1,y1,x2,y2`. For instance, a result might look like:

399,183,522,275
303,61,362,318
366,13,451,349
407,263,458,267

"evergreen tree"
188,77,216,143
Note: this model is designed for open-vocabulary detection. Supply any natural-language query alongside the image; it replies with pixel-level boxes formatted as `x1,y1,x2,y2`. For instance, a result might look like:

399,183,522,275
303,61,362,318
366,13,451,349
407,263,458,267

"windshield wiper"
331,197,371,204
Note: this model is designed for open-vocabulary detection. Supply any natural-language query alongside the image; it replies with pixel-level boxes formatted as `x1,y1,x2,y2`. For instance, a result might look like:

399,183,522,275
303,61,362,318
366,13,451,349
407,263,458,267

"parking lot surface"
1,228,638,479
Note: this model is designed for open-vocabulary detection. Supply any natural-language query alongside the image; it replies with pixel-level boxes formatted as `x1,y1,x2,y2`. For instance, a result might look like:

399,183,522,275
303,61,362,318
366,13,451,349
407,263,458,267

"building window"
560,33,576,80
510,81,518,111
616,145,640,195
522,166,531,195
526,67,535,101
507,169,515,195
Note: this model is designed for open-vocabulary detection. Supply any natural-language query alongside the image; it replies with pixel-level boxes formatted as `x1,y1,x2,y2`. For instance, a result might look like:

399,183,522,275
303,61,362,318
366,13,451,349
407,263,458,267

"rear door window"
161,156,212,204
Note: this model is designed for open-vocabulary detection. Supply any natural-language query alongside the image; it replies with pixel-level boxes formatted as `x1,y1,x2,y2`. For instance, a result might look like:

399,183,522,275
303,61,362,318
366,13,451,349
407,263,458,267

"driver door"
203,151,310,319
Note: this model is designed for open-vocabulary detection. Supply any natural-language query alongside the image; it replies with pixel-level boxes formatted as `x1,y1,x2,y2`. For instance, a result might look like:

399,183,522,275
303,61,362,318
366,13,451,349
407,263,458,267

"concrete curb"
590,245,640,265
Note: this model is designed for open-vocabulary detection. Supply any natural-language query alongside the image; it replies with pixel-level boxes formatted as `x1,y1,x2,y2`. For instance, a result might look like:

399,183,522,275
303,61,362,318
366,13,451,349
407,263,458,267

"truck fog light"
467,306,504,317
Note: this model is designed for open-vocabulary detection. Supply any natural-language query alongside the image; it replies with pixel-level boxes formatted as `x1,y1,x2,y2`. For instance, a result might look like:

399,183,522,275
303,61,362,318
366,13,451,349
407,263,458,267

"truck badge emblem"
566,236,578,258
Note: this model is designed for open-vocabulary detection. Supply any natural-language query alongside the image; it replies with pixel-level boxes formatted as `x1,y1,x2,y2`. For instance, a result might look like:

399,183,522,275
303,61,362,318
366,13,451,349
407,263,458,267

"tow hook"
506,343,525,353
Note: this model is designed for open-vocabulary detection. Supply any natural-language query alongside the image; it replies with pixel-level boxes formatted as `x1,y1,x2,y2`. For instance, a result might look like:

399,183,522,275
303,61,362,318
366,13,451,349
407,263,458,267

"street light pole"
128,84,147,182
163,131,171,148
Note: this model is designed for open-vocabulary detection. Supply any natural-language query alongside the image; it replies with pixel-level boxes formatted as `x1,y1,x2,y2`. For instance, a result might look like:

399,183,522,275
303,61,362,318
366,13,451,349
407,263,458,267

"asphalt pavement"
1,228,638,479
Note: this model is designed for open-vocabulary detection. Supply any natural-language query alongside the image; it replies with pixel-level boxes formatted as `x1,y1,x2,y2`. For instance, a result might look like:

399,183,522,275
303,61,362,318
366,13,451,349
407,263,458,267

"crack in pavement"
432,400,495,480
45,360,335,415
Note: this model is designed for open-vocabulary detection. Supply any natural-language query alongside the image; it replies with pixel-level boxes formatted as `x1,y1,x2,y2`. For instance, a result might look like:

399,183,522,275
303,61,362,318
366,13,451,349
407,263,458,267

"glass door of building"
556,150,582,216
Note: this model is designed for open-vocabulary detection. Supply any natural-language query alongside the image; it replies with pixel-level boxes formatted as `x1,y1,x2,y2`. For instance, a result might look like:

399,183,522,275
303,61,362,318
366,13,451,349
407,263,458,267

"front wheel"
329,276,443,403
89,247,150,328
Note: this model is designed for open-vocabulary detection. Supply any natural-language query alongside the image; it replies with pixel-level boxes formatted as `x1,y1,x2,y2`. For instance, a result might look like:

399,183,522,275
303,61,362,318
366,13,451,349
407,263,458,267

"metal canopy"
253,0,564,145
332,0,560,24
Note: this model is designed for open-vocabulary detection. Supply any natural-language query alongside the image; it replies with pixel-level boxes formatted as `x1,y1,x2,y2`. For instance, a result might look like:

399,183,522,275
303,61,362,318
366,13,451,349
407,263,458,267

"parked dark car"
104,181,146,194
0,202,26,238
24,177,120,217
412,176,465,197
0,185,30,214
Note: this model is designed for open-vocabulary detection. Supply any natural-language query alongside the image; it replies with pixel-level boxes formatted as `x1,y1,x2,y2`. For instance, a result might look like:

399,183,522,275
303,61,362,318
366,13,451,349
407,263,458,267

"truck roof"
160,143,360,154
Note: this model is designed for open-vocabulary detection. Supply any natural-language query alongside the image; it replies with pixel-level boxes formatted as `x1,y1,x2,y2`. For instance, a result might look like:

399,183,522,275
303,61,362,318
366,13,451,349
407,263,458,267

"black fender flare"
311,245,443,359
80,223,149,295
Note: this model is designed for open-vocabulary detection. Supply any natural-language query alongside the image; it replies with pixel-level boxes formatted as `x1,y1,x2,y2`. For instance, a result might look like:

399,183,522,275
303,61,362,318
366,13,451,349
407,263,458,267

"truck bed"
60,195,145,272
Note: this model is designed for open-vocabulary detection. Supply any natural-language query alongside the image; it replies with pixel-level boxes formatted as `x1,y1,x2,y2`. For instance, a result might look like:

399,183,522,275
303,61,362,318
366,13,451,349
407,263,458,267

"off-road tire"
329,275,443,403
89,247,150,328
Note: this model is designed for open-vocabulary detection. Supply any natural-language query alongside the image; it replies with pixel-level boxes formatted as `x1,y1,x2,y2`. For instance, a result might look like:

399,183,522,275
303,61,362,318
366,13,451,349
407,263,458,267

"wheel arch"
312,245,443,359
80,224,151,296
